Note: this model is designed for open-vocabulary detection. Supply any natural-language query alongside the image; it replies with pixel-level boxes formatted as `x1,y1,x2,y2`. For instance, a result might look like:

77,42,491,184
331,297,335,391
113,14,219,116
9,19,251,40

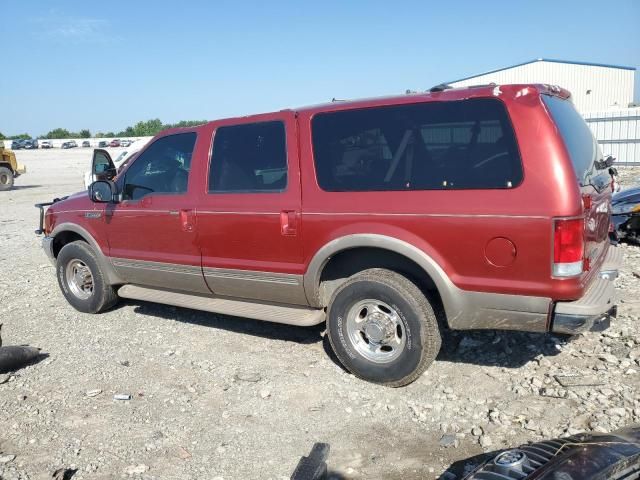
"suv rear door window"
209,121,287,193
311,98,522,191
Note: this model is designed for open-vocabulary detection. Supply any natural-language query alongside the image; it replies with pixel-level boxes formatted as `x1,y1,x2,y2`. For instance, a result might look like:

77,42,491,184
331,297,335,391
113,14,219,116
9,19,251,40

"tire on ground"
56,241,118,313
326,268,441,387
0,166,14,191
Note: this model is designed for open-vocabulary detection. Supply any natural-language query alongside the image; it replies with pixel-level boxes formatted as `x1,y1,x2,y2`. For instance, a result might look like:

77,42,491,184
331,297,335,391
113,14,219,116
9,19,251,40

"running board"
117,285,326,327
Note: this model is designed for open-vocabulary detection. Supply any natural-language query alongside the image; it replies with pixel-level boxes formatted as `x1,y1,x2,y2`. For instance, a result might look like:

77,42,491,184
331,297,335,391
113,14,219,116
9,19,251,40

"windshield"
543,95,603,186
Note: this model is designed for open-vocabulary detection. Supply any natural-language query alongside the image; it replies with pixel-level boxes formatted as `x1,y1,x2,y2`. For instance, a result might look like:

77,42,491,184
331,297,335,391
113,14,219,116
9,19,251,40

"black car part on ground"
290,443,330,480
462,426,640,480
0,345,44,373
0,325,46,374
611,185,640,243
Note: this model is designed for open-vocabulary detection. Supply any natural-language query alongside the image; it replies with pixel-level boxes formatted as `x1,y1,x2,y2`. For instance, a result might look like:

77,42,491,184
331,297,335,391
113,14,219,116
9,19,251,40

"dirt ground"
1,149,639,480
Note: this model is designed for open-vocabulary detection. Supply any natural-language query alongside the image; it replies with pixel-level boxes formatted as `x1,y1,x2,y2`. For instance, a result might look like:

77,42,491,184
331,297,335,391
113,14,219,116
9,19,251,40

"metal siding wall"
584,109,640,166
449,60,634,112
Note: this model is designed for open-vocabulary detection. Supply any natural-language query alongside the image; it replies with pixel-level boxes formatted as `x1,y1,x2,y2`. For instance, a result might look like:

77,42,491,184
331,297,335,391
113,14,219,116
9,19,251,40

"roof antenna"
429,83,453,93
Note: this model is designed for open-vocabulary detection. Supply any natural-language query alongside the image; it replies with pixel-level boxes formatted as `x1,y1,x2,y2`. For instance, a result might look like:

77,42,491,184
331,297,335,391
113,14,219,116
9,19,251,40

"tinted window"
123,132,196,201
312,98,522,191
93,151,113,174
209,121,287,193
542,95,601,185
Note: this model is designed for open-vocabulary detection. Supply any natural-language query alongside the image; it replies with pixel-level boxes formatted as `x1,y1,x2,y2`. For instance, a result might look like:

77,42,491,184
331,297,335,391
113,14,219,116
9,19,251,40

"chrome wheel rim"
65,259,94,300
345,299,406,363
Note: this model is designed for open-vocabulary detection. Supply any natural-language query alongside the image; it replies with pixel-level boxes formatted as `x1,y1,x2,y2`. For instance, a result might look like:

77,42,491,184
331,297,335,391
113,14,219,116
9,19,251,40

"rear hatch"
543,95,612,276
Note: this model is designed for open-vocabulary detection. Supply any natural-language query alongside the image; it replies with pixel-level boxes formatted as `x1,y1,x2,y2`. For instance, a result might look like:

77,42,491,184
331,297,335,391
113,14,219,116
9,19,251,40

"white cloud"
32,11,120,44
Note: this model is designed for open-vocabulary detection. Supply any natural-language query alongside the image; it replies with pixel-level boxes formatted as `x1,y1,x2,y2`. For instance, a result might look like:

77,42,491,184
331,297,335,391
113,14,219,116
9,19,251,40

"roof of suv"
293,83,571,115
157,83,572,138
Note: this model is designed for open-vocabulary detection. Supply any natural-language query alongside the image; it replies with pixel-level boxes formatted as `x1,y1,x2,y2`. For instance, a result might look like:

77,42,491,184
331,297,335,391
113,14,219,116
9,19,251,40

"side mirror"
89,180,118,203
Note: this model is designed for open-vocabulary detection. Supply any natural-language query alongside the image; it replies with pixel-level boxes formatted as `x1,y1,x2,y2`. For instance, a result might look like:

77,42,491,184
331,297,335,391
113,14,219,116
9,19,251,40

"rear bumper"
551,246,622,334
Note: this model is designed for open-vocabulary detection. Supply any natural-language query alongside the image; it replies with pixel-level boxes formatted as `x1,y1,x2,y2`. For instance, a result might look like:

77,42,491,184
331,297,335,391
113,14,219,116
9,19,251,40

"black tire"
56,241,118,313
0,167,14,191
326,268,441,387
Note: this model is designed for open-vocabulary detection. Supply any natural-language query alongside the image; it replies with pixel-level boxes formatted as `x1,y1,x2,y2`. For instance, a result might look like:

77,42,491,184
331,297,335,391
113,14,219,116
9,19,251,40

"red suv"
36,84,621,386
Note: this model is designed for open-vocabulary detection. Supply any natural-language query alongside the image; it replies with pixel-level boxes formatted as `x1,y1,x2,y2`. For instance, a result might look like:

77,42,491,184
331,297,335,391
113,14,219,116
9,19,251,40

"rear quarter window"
311,98,523,192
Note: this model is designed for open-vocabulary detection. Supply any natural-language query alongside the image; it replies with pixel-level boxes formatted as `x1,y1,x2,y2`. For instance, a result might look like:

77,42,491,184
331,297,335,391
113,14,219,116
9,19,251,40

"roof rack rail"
429,83,453,93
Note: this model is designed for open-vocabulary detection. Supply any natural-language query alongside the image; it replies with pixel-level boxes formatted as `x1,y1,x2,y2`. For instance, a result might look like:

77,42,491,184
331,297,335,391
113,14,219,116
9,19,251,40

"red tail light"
553,218,584,277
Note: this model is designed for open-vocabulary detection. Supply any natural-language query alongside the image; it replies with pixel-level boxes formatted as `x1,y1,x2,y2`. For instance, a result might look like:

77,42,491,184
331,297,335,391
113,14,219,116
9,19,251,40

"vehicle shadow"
437,327,565,369
119,300,565,369
10,185,42,190
122,299,325,345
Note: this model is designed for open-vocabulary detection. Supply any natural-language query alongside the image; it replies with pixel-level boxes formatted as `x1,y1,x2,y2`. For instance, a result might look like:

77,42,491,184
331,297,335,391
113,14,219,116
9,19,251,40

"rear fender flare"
303,234,464,323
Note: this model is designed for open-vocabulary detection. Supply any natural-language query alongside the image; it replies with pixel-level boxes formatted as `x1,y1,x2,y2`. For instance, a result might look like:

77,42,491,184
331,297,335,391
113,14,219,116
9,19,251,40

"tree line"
0,119,207,141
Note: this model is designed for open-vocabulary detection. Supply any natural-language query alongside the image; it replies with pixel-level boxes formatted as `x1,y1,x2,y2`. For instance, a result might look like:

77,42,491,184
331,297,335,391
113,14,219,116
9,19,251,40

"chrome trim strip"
197,211,280,215
106,209,174,214
202,267,301,285
112,258,202,276
203,267,307,305
303,212,548,219
53,209,99,214
110,257,209,294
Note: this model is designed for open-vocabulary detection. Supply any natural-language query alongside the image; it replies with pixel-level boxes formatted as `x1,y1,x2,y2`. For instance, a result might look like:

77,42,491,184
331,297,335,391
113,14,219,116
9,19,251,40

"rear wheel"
0,167,14,191
56,241,118,313
326,268,441,387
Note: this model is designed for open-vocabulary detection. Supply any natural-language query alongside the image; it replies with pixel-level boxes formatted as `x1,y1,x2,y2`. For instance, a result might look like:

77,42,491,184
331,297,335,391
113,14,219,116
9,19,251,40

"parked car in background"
120,139,133,147
69,140,78,148
40,140,53,149
82,138,151,188
61,141,73,149
11,140,25,149
611,185,640,243
109,139,121,147
98,141,108,148
82,141,91,148
23,139,39,149
37,84,621,386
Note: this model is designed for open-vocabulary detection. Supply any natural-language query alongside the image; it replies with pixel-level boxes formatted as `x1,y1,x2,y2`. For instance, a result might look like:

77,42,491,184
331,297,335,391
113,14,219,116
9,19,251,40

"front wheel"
326,268,441,387
0,167,14,191
56,241,118,313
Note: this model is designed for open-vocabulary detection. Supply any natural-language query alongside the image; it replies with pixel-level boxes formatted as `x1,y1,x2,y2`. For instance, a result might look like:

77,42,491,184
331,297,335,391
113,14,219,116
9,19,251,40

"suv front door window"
122,133,195,201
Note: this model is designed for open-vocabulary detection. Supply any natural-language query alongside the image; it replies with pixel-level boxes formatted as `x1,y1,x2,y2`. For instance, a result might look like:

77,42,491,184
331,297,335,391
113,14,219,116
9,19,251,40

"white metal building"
447,58,635,113
447,59,639,165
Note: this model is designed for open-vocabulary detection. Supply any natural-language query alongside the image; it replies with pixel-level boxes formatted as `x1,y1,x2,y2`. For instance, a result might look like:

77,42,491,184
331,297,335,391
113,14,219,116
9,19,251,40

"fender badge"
84,212,102,219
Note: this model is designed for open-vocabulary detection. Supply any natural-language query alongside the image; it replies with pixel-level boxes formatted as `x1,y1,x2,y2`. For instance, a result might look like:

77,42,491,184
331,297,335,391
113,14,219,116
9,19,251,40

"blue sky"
1,0,638,136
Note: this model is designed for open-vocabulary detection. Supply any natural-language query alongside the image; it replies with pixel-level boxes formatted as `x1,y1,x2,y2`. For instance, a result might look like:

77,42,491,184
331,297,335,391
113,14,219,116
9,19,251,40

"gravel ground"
1,149,639,480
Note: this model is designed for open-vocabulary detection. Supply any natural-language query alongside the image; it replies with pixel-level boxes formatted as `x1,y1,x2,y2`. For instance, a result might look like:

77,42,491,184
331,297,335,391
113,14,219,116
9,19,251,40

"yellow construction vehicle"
0,142,26,191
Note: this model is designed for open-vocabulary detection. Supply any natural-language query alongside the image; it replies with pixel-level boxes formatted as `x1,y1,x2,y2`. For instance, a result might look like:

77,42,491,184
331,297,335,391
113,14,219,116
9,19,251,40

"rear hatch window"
542,95,607,188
